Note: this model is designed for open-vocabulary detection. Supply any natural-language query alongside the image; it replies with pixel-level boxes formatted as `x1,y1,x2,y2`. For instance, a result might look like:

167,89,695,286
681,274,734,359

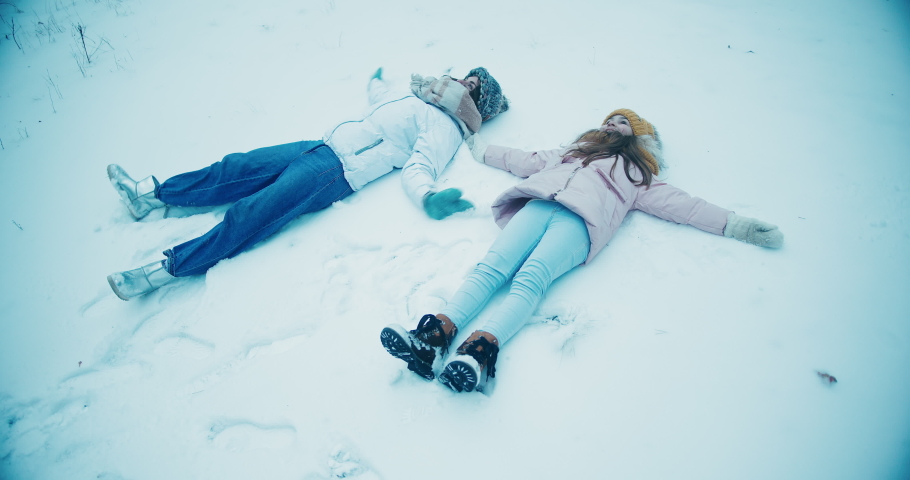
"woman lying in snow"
381,108,783,393
104,67,508,301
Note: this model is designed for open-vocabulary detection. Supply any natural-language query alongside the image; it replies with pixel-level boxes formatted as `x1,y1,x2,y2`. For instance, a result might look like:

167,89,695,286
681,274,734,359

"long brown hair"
565,129,654,187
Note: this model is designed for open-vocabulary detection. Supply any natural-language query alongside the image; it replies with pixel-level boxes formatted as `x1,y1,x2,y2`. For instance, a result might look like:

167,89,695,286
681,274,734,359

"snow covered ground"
1,0,909,478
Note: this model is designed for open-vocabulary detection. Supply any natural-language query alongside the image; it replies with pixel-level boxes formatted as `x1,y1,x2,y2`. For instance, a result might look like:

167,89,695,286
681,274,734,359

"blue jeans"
158,141,354,277
440,200,591,345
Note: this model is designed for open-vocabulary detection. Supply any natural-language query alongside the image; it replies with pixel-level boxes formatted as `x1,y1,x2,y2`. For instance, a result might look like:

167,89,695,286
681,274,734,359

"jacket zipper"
354,138,384,155
553,155,621,199
552,164,583,198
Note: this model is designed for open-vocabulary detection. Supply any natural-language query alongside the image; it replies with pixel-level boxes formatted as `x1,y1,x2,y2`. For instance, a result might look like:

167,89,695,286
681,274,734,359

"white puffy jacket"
323,78,463,207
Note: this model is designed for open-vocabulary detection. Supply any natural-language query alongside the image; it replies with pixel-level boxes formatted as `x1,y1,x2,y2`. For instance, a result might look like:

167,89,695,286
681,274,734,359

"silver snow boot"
107,164,165,220
107,260,175,301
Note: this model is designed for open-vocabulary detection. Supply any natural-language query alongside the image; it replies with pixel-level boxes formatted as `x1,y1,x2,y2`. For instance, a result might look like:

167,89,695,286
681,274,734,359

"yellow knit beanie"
602,108,661,175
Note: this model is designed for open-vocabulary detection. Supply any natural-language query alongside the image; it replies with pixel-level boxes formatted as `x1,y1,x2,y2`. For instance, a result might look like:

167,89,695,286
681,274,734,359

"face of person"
600,115,633,136
455,76,480,93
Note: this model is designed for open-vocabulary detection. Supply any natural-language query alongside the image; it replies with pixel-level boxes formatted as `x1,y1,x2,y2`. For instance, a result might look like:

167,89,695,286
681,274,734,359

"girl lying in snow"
381,108,783,393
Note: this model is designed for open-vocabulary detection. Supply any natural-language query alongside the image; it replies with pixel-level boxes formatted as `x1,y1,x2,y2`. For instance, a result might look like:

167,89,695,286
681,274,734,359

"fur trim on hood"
636,129,666,174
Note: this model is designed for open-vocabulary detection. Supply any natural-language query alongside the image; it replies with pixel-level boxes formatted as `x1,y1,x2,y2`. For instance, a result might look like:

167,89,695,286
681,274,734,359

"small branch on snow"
44,69,62,98
1,13,23,50
71,49,86,77
75,23,90,63
47,85,56,113
816,371,837,385
0,3,24,12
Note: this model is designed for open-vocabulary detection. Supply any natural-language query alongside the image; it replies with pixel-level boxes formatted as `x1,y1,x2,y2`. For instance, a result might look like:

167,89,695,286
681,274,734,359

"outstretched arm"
634,183,731,236
465,132,564,178
635,183,783,248
400,116,472,219
367,68,398,106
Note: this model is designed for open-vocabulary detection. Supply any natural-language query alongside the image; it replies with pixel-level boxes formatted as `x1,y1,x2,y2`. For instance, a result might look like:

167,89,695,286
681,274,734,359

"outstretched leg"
382,201,554,379
157,140,326,207
437,203,589,392
475,204,590,345
164,144,353,277
439,200,585,334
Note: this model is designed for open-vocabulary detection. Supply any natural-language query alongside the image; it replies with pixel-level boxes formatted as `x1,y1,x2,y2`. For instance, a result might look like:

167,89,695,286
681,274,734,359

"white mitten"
464,133,489,163
724,213,784,248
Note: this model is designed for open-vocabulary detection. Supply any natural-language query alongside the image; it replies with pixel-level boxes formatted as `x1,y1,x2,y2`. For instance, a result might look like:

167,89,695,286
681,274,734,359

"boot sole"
439,356,481,393
380,326,435,380
107,274,131,301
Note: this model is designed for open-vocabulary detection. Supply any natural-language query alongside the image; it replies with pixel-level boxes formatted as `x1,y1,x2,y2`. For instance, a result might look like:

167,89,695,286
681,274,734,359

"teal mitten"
423,188,473,220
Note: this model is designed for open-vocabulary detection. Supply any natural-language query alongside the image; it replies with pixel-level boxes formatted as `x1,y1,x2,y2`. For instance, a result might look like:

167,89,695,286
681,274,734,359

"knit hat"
602,108,664,175
466,67,509,122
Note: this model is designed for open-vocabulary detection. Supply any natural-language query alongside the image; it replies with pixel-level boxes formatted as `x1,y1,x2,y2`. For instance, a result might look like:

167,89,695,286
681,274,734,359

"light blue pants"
440,200,591,345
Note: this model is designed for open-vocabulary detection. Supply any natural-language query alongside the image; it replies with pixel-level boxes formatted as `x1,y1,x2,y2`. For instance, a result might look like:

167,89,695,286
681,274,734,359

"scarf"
410,74,482,138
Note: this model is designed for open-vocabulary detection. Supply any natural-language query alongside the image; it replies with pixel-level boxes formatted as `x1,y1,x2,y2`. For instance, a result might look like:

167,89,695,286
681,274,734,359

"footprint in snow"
60,363,146,391
153,334,215,360
181,333,307,395
327,444,382,479
208,421,296,451
245,334,308,360
78,290,117,318
3,397,90,457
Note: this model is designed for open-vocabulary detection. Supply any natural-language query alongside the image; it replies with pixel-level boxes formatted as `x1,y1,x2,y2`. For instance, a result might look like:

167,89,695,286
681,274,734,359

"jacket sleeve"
633,182,731,235
400,114,463,207
367,78,397,106
483,145,565,178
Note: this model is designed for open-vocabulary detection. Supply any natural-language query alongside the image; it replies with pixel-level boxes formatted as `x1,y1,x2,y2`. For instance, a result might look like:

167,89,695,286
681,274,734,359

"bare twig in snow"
44,69,62,98
46,85,56,113
71,49,86,76
816,371,837,385
1,13,23,50
70,23,114,74
75,23,90,63
33,10,65,44
0,2,24,12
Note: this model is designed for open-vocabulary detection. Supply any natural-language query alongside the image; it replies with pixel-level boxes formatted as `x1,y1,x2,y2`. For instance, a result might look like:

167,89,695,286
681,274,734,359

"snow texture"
1,0,909,479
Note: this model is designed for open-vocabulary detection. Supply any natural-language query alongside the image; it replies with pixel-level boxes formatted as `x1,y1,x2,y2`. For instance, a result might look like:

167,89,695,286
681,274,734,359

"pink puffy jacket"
483,145,731,264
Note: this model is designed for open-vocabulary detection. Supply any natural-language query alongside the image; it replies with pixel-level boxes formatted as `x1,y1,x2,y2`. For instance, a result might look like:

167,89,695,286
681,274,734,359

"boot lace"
457,336,500,379
413,314,455,355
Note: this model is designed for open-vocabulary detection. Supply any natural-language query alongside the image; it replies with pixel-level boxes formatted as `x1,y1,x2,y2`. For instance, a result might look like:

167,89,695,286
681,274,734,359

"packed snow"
1,0,909,478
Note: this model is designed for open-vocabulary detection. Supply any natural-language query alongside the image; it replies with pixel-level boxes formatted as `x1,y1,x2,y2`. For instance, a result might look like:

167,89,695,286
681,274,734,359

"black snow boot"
381,314,457,380
438,331,500,393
